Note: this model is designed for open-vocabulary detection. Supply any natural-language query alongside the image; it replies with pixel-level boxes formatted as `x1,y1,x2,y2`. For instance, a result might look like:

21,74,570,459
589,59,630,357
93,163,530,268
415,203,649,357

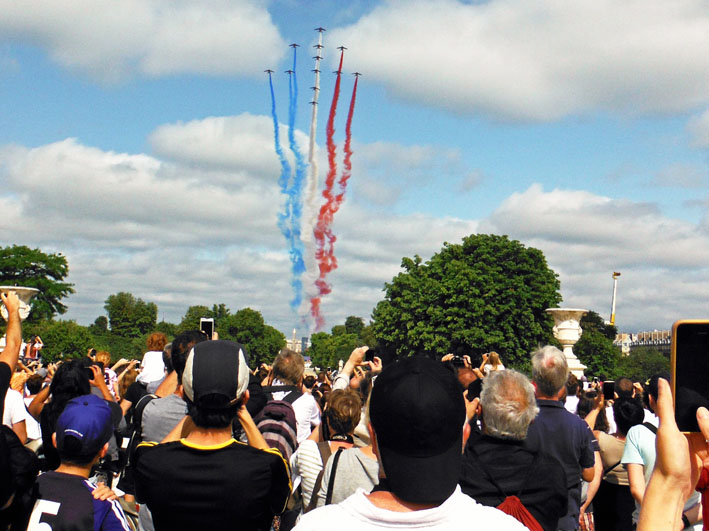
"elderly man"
460,369,568,531
525,346,599,531
293,356,526,530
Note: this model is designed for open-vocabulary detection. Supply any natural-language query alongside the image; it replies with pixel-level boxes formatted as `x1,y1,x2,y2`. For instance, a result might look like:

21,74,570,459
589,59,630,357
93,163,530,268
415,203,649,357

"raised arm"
0,291,22,371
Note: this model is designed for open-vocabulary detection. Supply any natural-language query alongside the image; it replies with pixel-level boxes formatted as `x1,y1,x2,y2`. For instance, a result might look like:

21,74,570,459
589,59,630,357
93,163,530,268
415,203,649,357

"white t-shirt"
293,485,526,530
23,396,42,440
3,388,30,428
272,380,321,443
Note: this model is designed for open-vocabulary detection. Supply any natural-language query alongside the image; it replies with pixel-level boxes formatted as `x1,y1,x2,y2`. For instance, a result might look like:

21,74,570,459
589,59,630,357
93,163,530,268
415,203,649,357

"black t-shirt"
460,433,568,531
0,361,10,419
134,438,291,531
123,381,147,425
29,471,130,530
0,361,13,506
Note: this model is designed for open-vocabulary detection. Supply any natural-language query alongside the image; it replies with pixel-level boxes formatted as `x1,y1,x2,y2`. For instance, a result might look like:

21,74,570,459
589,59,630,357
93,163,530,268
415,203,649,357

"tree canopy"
573,310,622,378
0,245,74,321
104,292,157,338
217,308,285,366
372,234,562,367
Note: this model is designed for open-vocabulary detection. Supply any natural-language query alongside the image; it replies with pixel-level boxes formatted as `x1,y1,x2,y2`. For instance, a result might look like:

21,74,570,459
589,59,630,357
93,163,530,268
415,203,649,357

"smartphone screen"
672,320,709,432
200,318,215,339
602,381,615,401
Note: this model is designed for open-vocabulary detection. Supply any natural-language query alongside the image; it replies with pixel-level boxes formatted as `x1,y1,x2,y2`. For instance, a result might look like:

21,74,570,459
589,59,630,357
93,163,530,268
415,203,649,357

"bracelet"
682,514,690,528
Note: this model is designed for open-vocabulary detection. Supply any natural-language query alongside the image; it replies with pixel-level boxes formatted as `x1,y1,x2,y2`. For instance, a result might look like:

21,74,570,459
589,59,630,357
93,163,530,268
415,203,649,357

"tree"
217,308,285,365
344,316,365,336
616,347,670,383
177,305,212,333
42,321,93,362
372,234,562,367
308,331,358,369
88,316,108,335
0,245,75,321
104,292,158,338
574,311,622,379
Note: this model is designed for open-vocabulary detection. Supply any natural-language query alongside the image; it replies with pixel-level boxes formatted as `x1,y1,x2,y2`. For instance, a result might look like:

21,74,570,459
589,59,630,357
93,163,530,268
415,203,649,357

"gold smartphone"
671,320,709,432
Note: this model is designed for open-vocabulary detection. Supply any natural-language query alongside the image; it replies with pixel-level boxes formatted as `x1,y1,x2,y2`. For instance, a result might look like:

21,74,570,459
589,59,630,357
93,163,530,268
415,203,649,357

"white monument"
545,308,588,378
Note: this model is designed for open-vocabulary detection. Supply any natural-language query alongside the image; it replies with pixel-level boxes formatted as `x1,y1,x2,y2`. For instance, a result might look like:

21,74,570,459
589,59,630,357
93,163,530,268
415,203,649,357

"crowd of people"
1,289,708,530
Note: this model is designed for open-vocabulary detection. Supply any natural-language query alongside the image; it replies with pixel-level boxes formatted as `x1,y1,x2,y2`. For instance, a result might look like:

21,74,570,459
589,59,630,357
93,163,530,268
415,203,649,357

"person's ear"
462,422,471,451
52,432,58,449
476,402,483,417
367,422,378,459
242,389,250,407
99,442,109,459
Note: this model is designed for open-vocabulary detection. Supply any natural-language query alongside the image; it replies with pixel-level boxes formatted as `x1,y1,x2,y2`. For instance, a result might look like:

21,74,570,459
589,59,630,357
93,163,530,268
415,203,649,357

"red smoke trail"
310,51,344,329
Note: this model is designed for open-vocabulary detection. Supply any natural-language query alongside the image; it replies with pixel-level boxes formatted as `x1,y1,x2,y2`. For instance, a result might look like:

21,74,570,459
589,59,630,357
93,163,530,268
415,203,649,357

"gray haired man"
460,369,568,531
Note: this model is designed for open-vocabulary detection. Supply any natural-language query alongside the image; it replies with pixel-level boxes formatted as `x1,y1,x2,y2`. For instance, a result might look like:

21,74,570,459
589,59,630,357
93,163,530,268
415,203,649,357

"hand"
88,365,105,388
353,366,366,380
482,353,489,362
347,346,368,367
463,355,472,369
594,389,605,411
464,394,480,423
92,484,118,501
367,356,383,375
0,290,20,316
441,354,454,363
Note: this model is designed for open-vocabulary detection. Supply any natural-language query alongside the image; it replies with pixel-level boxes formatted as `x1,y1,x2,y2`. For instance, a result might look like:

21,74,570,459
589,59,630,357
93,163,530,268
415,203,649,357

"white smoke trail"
301,30,324,327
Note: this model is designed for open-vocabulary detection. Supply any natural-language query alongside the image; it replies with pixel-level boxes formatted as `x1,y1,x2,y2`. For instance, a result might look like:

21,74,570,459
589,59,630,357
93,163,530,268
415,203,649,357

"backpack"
467,444,544,531
254,385,301,461
124,392,158,466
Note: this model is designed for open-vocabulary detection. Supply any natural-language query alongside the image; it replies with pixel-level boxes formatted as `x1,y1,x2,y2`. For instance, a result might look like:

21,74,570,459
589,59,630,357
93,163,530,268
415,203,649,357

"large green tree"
217,308,285,365
42,321,93,362
574,310,622,379
104,292,157,338
372,234,562,367
616,347,670,383
0,245,75,321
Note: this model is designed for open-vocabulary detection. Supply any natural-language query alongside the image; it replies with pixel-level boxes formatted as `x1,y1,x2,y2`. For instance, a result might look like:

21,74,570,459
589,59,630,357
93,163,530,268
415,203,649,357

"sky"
2,0,709,338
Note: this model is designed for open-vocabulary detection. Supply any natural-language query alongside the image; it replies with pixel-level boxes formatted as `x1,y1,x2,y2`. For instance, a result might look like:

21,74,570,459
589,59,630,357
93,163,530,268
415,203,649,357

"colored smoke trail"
268,72,293,244
310,50,345,330
283,45,307,312
335,75,358,207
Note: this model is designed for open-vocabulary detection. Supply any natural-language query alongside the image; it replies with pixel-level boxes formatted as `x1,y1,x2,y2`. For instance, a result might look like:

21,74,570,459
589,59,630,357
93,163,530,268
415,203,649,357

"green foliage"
331,325,347,336
217,308,285,366
177,305,212,333
154,321,177,338
308,331,359,369
104,292,157,338
89,333,145,361
0,245,75,321
372,234,561,367
616,347,670,383
574,310,622,379
88,316,108,335
344,316,365,336
41,321,93,362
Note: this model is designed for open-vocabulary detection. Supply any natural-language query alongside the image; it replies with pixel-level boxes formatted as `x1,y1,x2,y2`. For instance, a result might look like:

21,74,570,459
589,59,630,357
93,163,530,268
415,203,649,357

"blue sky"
2,0,709,337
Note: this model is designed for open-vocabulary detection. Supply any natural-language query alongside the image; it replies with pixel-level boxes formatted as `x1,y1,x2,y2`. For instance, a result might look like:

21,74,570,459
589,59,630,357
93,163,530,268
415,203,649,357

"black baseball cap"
182,340,250,408
369,356,465,504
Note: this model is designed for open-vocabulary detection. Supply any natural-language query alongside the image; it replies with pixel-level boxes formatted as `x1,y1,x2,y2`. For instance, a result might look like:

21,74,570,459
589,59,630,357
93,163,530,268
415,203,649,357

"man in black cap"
134,340,291,531
294,356,525,530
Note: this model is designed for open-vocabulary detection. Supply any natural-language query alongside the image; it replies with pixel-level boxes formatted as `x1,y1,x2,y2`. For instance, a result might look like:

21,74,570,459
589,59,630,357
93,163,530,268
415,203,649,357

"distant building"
614,329,671,355
285,329,310,354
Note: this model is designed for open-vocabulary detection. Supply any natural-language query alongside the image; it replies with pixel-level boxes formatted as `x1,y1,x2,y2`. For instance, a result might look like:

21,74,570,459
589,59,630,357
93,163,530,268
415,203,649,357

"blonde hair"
489,351,502,368
95,350,112,366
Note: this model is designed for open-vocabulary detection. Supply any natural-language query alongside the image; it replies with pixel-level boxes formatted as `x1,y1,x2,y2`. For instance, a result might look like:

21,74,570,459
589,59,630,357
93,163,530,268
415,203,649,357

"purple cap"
55,394,113,461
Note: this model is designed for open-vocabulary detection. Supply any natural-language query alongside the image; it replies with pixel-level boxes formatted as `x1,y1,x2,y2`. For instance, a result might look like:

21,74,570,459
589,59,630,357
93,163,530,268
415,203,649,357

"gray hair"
531,345,568,397
480,370,539,440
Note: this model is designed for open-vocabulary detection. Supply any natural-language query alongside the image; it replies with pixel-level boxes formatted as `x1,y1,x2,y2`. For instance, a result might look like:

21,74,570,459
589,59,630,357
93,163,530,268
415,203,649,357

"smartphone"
364,348,376,363
671,320,709,432
200,317,215,339
602,381,615,401
467,379,483,401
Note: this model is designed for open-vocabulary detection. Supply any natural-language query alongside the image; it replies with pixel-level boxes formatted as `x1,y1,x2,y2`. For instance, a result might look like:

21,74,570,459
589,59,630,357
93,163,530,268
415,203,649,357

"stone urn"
0,286,40,321
545,308,588,378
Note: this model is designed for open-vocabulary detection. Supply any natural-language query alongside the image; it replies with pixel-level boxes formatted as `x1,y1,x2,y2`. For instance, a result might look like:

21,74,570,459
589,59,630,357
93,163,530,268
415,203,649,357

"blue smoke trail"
269,74,294,279
285,46,308,312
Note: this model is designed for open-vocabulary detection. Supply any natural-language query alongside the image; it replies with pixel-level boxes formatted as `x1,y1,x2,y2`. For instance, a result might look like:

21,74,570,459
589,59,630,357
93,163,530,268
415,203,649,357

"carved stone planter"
545,308,588,378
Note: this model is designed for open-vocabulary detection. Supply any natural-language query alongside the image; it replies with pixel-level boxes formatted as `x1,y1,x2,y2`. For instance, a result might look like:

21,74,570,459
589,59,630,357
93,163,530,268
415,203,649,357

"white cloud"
688,109,709,148
651,163,708,188
482,184,709,331
0,0,286,81
329,0,709,120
